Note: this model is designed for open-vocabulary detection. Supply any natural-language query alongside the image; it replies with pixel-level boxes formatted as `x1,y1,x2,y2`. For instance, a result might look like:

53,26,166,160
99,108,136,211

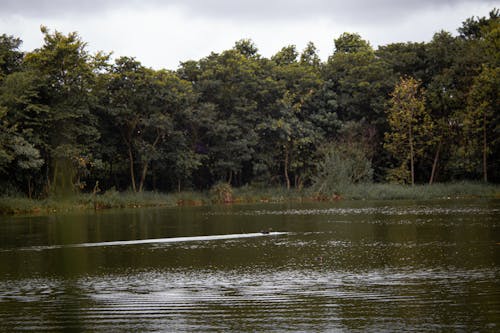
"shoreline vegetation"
1,10,499,211
1,182,499,215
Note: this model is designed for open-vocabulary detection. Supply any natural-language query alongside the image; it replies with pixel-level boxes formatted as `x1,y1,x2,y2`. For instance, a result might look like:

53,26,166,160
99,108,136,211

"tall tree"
0,70,47,196
384,77,434,185
455,9,500,182
258,45,323,188
463,65,499,182
102,57,193,191
23,27,107,194
193,47,268,185
324,32,393,124
0,34,23,81
424,31,461,184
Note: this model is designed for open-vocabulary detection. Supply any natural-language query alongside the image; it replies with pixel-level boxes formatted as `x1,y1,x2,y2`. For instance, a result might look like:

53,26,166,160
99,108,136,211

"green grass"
0,196,39,214
0,191,178,215
1,182,499,215
81,190,178,209
338,181,500,200
232,185,306,203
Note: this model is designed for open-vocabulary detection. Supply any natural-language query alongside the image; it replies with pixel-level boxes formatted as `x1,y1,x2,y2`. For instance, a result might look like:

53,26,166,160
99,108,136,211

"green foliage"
300,42,321,68
376,42,428,81
233,39,259,59
0,34,23,80
458,9,499,40
384,77,434,184
325,33,394,125
334,33,372,54
101,57,194,192
272,45,298,65
463,65,500,181
210,182,233,203
22,27,106,195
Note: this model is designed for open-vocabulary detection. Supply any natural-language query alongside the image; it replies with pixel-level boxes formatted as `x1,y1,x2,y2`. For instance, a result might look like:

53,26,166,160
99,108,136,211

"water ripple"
206,206,500,217
1,267,498,331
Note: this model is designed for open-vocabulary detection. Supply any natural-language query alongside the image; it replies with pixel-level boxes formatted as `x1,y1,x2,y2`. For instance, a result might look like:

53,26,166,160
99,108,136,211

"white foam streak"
70,232,287,248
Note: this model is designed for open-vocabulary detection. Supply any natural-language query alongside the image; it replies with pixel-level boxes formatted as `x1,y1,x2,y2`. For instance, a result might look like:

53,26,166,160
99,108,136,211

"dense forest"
0,10,498,198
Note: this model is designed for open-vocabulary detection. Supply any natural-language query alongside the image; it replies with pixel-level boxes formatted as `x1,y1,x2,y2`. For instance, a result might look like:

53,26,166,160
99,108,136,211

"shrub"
312,144,373,196
210,182,233,203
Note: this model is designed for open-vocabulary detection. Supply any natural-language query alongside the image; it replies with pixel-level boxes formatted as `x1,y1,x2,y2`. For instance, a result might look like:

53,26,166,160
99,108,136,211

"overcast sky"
0,0,498,69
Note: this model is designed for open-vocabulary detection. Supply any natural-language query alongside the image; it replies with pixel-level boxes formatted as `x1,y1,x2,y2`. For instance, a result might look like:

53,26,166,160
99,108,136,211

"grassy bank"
1,182,499,215
334,182,500,201
0,190,208,215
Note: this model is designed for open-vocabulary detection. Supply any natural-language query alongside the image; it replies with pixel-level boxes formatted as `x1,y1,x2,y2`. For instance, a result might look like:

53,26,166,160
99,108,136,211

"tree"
300,42,321,68
0,70,46,196
0,34,23,80
334,33,372,54
272,45,299,65
376,42,428,83
324,33,394,124
102,57,194,192
0,34,45,196
458,8,499,40
258,91,318,189
463,65,499,182
384,77,434,185
255,45,324,189
234,39,259,59
192,48,269,185
452,9,500,182
424,31,461,184
24,27,107,195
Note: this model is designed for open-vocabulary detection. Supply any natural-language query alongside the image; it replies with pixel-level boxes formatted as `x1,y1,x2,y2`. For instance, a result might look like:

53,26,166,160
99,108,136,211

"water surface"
1,200,499,332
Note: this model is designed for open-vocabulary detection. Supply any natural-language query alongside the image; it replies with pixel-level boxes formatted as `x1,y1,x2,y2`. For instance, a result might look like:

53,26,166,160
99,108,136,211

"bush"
312,144,373,196
210,182,233,203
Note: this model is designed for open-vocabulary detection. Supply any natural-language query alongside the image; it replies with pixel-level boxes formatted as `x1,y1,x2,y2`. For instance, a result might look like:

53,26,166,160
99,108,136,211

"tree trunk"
409,123,415,186
151,162,157,191
138,161,149,192
178,179,181,193
429,140,442,185
27,176,32,199
295,175,303,190
284,145,290,190
45,159,51,196
483,112,488,182
138,132,163,192
127,145,137,192
52,160,59,190
109,160,113,188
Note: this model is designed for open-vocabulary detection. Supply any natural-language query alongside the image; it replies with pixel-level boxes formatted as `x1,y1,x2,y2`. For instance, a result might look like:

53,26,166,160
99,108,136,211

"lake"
1,199,499,332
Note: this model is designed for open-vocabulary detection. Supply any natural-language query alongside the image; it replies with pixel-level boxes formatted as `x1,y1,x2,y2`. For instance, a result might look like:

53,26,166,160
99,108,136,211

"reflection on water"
0,200,499,332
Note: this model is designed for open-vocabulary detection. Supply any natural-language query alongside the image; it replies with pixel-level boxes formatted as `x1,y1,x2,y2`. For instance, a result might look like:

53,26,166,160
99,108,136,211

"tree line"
0,10,498,197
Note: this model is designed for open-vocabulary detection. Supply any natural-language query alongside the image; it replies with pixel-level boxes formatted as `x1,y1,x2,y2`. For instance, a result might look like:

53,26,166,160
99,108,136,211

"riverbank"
1,182,499,215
